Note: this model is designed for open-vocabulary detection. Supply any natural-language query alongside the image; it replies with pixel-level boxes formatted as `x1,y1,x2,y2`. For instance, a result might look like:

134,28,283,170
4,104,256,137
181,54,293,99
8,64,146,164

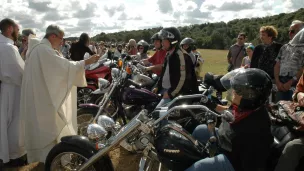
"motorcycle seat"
204,72,226,92
271,125,294,149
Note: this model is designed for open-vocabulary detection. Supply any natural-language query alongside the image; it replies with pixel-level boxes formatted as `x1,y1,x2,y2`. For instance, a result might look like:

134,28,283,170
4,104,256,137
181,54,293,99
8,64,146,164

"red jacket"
148,49,166,75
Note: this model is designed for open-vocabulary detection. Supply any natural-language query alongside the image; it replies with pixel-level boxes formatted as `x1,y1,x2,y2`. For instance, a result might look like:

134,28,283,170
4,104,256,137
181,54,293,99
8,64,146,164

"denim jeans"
275,90,293,102
275,138,304,171
156,89,171,108
186,125,235,171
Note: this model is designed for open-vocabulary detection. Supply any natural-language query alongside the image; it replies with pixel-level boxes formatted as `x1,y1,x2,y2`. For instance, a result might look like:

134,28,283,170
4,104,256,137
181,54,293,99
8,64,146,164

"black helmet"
158,27,181,46
151,33,162,41
180,37,195,53
220,68,272,110
180,37,195,46
137,40,149,53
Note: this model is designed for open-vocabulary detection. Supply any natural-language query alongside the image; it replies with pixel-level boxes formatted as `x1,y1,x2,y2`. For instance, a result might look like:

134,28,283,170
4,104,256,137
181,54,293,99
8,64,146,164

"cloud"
43,11,65,21
157,0,173,13
28,0,53,12
218,1,254,11
118,12,143,21
73,2,97,19
104,4,125,17
0,0,304,38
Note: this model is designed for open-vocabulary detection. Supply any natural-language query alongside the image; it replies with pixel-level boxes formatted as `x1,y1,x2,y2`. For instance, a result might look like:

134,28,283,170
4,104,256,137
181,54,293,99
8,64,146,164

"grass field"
148,48,229,76
196,49,228,76
6,49,229,171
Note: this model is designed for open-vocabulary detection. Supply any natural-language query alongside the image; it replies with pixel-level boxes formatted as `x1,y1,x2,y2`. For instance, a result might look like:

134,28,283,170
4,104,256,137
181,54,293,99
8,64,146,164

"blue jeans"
275,90,293,102
186,125,235,171
156,89,171,108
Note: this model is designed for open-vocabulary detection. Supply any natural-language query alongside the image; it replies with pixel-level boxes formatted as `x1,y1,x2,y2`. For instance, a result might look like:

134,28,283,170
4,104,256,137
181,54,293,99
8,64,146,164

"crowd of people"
0,16,304,171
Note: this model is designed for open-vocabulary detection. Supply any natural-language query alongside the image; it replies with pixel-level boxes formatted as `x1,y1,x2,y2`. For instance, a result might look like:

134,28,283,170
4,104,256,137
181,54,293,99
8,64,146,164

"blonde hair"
260,26,278,39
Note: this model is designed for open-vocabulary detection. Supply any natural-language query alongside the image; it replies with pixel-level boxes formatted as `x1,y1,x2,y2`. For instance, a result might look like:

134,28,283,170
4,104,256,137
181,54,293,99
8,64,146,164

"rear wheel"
45,143,113,171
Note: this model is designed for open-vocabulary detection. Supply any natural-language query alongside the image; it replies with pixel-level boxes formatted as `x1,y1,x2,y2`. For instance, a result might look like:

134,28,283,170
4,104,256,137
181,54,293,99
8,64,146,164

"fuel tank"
122,87,160,105
154,121,206,171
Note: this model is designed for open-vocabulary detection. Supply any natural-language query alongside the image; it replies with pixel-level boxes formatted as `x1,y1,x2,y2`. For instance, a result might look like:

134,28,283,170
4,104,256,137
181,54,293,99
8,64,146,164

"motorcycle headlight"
111,68,120,80
87,124,107,140
97,115,115,132
98,78,110,90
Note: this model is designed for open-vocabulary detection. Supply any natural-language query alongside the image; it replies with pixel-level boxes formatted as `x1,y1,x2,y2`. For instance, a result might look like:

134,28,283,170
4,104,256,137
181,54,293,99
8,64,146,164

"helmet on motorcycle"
220,68,272,110
158,27,181,49
137,40,149,53
180,37,195,53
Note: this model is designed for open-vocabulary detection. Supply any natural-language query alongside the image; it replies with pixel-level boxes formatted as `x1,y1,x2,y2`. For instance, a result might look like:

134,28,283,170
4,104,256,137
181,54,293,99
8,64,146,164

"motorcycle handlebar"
153,105,224,125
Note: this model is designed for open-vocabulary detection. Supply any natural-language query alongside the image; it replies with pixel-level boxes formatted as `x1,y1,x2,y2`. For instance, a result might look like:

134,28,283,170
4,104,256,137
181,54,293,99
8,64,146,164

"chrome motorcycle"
45,102,231,171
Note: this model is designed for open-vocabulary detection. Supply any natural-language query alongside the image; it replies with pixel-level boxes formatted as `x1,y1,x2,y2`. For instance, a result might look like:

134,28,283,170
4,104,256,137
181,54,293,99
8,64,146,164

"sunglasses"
289,30,295,34
237,38,244,40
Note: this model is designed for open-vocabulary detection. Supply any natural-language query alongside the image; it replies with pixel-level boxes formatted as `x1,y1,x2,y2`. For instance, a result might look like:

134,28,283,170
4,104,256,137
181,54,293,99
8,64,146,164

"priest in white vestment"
0,18,26,164
20,24,101,163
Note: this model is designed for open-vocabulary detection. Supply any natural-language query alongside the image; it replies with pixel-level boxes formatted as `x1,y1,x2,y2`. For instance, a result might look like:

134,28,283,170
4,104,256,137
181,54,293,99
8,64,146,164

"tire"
45,142,113,171
77,87,94,106
77,108,98,136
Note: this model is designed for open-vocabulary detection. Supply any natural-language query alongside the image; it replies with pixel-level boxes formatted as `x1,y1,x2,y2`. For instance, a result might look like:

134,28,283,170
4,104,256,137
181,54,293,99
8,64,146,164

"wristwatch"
293,76,298,81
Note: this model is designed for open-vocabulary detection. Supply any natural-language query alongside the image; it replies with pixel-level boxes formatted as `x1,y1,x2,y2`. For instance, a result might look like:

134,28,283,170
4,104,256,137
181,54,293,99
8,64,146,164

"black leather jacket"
157,48,198,99
218,106,274,171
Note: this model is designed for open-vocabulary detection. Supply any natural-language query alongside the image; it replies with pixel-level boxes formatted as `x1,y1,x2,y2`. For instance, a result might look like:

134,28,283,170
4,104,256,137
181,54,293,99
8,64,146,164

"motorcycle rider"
136,40,149,60
141,33,167,76
127,39,137,55
114,44,123,58
187,68,274,171
180,37,196,65
192,45,204,79
154,27,198,107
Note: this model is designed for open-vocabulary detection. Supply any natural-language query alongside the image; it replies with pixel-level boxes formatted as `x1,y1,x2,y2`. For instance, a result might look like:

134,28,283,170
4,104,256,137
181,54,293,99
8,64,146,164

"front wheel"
45,143,113,171
77,108,98,136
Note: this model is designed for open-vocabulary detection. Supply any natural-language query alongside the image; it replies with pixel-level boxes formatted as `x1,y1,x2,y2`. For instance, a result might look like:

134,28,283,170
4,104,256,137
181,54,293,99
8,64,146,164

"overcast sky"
0,0,303,38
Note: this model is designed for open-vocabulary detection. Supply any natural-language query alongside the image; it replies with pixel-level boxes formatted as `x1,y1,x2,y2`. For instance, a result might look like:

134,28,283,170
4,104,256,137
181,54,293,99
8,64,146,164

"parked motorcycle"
45,104,227,171
77,58,161,136
77,51,114,106
266,101,304,170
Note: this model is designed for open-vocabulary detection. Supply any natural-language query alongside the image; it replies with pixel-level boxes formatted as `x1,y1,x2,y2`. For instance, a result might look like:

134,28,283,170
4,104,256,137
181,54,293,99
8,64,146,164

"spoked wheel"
77,112,95,136
50,152,96,171
45,143,113,171
77,88,94,106
77,107,99,136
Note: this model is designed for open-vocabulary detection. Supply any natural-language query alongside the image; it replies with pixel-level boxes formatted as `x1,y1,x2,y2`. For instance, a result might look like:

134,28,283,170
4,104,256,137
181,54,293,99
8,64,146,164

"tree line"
69,8,304,50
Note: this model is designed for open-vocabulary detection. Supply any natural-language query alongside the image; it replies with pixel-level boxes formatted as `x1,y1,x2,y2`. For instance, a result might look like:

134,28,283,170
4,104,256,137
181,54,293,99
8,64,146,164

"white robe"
0,34,25,163
20,38,87,163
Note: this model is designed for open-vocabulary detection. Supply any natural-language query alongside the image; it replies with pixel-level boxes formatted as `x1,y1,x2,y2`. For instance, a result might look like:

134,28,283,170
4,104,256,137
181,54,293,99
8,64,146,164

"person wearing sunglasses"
274,24,304,102
289,20,304,40
226,33,247,71
19,28,35,60
136,40,149,60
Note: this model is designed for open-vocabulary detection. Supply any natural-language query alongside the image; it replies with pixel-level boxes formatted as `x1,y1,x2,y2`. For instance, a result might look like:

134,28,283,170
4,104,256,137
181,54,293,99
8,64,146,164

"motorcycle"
77,57,161,136
45,104,228,171
266,101,304,170
77,51,114,106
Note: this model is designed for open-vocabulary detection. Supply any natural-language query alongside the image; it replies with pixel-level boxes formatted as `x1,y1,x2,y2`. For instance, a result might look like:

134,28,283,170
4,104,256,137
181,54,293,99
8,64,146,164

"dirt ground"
3,147,141,171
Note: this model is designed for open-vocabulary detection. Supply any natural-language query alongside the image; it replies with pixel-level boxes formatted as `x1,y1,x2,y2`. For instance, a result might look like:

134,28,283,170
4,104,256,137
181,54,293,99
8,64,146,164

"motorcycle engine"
120,129,154,152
